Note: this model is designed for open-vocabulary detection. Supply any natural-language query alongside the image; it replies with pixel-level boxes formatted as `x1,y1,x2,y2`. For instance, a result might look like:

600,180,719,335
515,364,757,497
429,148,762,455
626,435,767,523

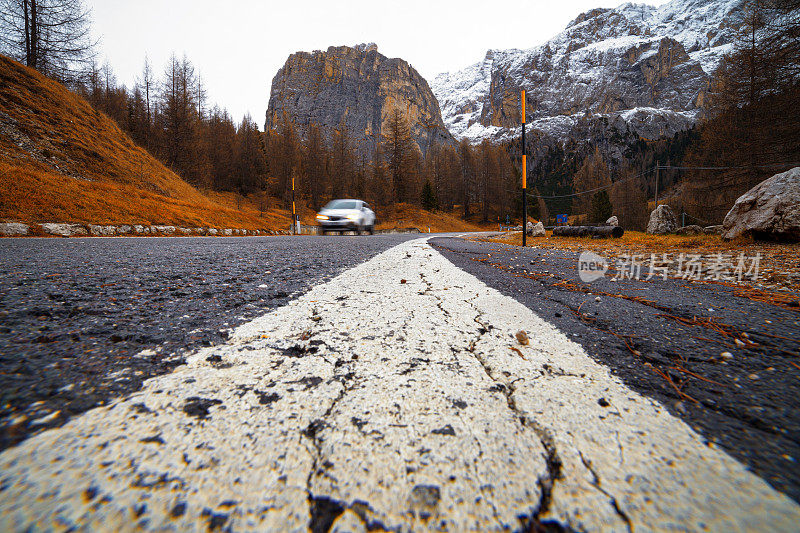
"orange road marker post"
521,90,527,247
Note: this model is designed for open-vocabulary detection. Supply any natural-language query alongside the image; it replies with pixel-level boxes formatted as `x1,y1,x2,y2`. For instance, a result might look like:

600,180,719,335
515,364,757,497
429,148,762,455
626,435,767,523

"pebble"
748,374,760,380
595,296,601,302
721,352,734,360
29,410,60,427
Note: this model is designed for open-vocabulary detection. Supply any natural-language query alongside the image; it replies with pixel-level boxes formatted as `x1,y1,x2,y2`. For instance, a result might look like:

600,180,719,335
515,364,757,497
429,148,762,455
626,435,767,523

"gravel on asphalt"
431,236,800,503
0,235,417,449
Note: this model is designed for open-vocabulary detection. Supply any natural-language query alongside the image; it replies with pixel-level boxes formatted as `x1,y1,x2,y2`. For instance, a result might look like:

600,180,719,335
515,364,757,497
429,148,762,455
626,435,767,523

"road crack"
578,451,633,532
464,307,568,531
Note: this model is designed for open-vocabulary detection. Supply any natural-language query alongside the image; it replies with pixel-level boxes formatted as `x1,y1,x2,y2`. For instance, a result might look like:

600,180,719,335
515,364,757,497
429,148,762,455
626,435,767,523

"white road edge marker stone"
0,238,798,532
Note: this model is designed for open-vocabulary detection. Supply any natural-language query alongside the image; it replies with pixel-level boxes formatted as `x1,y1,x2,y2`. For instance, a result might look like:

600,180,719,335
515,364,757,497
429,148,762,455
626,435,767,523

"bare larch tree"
0,0,95,83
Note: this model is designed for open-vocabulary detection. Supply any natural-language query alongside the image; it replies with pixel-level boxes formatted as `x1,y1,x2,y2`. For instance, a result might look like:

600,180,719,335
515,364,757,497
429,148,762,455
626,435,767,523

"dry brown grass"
375,204,492,233
485,230,800,292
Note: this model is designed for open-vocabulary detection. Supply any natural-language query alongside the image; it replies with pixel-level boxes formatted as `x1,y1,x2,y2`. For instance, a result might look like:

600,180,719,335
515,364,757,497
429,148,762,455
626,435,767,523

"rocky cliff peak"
265,44,452,155
432,0,744,144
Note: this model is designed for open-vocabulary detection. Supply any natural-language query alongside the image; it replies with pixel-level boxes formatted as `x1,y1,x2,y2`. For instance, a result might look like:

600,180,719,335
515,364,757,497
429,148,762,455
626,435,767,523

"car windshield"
324,200,358,210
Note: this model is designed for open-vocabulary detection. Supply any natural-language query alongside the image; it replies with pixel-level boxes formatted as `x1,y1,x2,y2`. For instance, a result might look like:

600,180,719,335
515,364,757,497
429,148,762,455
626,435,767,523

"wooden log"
552,225,624,238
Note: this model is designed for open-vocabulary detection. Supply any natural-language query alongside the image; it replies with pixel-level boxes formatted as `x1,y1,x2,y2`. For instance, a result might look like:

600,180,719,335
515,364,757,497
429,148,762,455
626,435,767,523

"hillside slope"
0,54,286,230
0,56,492,235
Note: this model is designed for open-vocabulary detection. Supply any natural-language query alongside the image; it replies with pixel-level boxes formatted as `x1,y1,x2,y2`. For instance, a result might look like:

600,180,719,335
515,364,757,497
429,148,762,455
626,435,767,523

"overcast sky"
90,0,668,126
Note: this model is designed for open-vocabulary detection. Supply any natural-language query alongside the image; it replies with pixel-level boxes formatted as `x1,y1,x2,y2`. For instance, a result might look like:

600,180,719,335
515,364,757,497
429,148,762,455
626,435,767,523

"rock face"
432,0,743,143
722,167,800,242
646,205,677,234
265,44,453,155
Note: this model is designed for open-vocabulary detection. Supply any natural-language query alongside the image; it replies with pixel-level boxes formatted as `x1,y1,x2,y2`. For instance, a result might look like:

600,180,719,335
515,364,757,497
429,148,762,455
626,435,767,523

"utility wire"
682,212,714,225
659,163,800,170
522,162,800,200
525,167,654,199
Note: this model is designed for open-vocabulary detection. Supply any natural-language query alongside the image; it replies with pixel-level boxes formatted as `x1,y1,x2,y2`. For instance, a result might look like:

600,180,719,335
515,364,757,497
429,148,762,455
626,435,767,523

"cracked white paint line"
1,238,798,532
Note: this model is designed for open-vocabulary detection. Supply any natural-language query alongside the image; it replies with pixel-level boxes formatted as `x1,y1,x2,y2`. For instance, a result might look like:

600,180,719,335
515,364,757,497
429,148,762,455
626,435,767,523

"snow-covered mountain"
432,0,744,143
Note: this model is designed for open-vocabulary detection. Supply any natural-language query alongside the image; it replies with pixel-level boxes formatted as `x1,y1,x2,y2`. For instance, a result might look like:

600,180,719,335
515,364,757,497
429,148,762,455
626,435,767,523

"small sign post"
291,176,298,234
556,214,568,225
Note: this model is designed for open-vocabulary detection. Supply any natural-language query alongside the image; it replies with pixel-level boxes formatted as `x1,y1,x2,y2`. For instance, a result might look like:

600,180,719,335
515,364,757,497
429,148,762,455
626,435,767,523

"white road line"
1,238,798,531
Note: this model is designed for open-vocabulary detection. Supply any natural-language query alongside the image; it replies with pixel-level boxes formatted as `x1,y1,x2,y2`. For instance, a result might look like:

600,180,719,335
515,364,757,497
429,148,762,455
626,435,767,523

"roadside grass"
0,161,291,230
375,204,492,233
483,230,800,294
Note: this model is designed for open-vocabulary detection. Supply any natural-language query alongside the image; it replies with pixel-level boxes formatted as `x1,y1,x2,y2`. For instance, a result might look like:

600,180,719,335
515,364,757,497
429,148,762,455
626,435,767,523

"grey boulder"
530,221,546,237
152,225,176,235
0,222,29,236
89,225,117,236
676,225,704,236
40,223,87,237
646,205,677,235
722,167,800,241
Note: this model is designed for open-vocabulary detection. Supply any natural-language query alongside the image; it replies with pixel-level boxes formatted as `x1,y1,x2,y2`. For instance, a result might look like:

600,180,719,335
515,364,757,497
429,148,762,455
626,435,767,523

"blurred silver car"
316,199,376,235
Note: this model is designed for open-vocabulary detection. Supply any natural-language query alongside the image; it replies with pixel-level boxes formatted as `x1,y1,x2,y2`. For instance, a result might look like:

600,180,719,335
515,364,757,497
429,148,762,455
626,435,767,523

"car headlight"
346,214,359,220
316,214,329,220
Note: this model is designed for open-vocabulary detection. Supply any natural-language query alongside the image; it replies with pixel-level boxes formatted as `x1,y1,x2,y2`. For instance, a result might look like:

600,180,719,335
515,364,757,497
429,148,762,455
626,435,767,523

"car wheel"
356,224,363,235
368,225,374,235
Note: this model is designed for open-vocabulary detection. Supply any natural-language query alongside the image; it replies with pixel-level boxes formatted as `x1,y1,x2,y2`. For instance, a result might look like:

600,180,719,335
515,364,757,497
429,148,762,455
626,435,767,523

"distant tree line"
265,109,518,221
78,55,267,194
73,53,521,221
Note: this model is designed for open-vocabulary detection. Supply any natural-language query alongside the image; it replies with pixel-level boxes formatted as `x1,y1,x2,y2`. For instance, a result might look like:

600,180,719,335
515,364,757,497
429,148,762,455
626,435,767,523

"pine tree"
572,147,611,219
458,139,474,218
383,108,415,203
590,190,613,223
0,0,96,83
304,123,328,210
421,179,438,211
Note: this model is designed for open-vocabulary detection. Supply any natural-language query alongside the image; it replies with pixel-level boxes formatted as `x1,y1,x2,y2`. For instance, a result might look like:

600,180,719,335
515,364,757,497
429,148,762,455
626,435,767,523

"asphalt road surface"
0,235,419,449
1,235,799,531
431,237,800,503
